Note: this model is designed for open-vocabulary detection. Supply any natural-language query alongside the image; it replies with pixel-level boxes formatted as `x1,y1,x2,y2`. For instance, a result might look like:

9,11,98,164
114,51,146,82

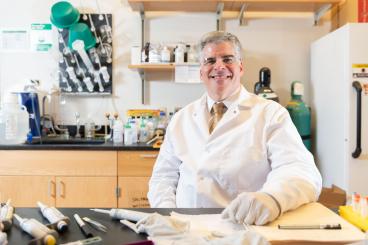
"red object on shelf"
358,0,368,22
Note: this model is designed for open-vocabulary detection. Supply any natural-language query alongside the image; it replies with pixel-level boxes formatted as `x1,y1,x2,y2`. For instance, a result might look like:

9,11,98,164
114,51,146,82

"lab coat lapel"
192,94,210,138
209,87,253,136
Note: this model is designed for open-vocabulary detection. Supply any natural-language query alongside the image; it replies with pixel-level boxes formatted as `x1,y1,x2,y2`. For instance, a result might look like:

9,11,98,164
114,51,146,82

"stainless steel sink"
27,137,106,145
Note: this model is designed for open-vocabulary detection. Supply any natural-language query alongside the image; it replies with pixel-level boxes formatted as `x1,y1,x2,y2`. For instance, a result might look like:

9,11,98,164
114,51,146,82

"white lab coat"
148,86,322,213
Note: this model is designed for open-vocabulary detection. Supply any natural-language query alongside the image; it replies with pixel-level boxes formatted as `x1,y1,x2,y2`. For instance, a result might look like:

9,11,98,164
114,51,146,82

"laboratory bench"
0,143,159,209
7,208,221,245
0,141,158,151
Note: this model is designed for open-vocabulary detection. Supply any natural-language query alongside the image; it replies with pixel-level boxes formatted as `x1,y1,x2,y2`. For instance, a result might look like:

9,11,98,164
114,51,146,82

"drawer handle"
57,180,65,198
139,154,158,159
48,180,56,198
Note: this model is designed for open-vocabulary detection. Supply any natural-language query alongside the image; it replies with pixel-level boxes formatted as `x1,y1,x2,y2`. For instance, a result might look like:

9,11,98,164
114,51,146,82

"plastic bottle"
123,123,133,145
139,123,149,143
161,46,171,63
0,93,29,144
175,44,185,63
157,111,167,129
113,120,124,144
188,45,198,63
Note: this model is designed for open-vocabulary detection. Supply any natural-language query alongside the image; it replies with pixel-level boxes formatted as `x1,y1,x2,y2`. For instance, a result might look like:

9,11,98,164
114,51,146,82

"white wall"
0,0,331,125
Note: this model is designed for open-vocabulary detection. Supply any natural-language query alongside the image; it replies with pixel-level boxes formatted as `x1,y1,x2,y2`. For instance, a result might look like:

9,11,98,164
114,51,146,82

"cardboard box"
318,184,347,209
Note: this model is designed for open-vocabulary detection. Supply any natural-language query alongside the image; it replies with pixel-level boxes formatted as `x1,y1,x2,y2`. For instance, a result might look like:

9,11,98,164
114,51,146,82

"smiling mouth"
209,74,232,79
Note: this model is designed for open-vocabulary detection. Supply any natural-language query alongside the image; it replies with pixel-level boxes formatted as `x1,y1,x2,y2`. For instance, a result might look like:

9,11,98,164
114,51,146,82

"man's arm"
260,104,322,213
147,125,181,208
222,103,322,225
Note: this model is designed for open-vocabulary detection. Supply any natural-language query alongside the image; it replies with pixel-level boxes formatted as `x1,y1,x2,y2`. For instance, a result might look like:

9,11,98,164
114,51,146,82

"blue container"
16,92,41,137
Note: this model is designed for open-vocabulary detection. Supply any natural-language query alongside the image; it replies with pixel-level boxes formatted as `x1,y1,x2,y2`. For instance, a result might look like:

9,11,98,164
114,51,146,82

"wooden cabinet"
0,150,117,207
55,176,117,208
117,151,157,208
0,149,158,208
0,176,54,207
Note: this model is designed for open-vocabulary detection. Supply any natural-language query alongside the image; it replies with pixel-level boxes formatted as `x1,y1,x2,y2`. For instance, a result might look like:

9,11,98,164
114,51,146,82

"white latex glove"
209,230,270,245
136,213,190,237
221,192,280,225
0,231,7,245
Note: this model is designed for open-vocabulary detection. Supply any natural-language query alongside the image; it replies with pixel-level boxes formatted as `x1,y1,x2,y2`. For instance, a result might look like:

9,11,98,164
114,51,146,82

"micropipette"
37,201,70,232
14,214,58,245
0,199,14,231
90,208,150,222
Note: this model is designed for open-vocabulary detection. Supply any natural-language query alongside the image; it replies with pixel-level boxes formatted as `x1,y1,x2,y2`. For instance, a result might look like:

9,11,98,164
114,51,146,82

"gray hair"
198,31,243,63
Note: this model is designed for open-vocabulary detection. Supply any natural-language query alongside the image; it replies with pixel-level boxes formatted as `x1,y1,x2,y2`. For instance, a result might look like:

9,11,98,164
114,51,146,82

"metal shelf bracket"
238,3,248,26
314,4,332,26
216,3,224,31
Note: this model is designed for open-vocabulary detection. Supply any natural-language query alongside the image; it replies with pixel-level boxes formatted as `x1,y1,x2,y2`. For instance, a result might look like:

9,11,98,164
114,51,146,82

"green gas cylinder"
286,81,311,151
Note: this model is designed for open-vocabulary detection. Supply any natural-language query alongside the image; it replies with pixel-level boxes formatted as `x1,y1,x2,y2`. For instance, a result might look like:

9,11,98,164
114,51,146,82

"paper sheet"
174,64,201,84
171,203,366,244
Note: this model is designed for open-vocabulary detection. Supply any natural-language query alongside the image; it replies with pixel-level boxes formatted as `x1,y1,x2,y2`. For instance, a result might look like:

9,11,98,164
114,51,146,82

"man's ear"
239,61,244,76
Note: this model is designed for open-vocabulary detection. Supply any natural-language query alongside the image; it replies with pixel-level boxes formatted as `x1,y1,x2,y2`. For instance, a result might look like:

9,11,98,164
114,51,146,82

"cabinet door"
55,177,117,208
0,176,55,207
118,177,150,208
118,151,158,177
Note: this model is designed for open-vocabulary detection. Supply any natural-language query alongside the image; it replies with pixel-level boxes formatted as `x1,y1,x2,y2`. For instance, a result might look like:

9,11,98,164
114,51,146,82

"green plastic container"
68,23,96,51
50,1,80,29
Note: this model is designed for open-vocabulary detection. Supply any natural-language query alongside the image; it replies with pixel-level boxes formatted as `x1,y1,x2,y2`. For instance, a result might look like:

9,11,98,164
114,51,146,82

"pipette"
74,54,94,92
72,40,96,74
14,214,58,245
0,199,14,231
90,208,150,222
37,201,70,232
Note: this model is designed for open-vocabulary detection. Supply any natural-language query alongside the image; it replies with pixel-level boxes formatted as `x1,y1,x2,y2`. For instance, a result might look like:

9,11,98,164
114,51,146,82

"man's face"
200,42,244,101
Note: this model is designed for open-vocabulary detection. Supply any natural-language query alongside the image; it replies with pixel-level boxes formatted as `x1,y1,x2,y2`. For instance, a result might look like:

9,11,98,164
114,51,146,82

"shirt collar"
206,85,241,112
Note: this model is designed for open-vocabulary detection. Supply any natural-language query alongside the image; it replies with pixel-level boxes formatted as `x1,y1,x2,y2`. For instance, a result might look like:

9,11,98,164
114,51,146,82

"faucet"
41,95,51,136
75,112,81,138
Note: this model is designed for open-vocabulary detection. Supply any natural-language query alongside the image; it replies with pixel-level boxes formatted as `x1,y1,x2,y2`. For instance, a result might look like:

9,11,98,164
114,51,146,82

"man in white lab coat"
148,31,322,225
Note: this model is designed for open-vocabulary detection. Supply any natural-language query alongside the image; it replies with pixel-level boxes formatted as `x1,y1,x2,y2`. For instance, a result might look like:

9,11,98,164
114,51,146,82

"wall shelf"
128,63,175,70
128,0,341,14
128,63,200,71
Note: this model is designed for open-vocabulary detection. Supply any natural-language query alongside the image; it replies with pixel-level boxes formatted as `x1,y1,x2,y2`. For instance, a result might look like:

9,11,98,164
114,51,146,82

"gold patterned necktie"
209,102,227,134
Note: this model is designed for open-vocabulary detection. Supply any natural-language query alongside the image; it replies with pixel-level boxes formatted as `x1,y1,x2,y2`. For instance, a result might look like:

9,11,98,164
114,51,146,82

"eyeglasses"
202,55,238,66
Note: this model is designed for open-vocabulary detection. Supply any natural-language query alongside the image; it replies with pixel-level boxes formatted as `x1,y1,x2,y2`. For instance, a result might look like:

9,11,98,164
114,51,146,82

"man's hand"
221,192,280,225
